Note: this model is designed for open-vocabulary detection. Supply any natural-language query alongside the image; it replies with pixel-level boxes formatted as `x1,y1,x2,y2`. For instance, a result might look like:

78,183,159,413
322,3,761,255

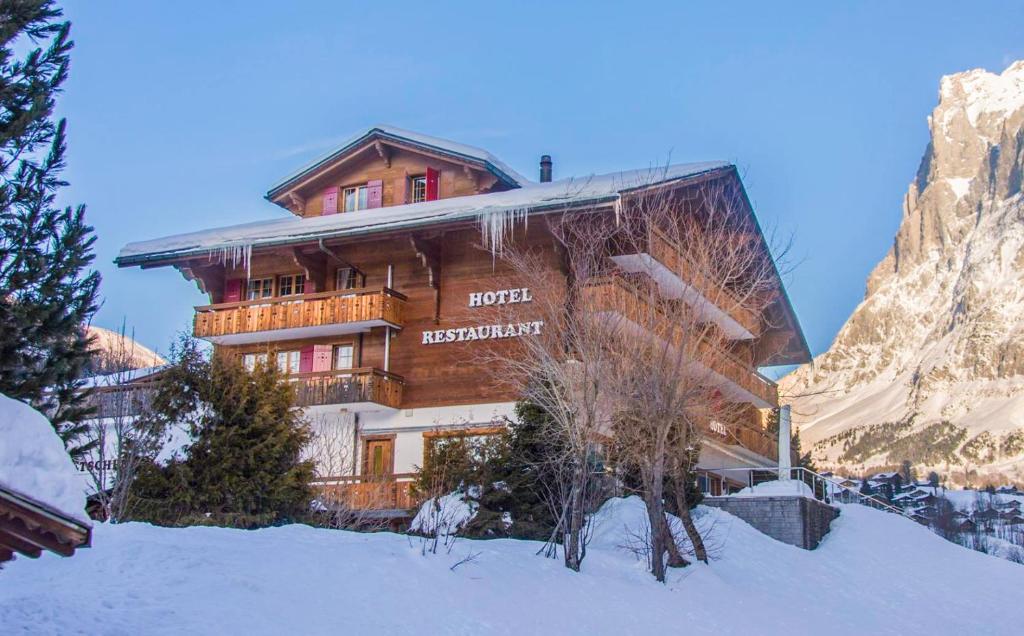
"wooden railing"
291,368,403,409
312,473,418,511
615,226,760,338
193,288,406,340
582,275,778,407
86,386,155,418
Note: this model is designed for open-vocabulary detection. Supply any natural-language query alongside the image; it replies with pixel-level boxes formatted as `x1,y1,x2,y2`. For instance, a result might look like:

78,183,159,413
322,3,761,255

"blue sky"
56,2,1024,363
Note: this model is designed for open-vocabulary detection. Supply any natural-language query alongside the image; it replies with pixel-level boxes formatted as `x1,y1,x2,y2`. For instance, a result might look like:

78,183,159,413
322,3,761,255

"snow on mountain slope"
1,498,1021,635
782,61,1024,482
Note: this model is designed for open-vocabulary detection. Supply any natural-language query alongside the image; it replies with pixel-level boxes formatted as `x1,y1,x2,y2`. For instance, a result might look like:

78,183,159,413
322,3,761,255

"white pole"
778,405,792,481
384,327,391,372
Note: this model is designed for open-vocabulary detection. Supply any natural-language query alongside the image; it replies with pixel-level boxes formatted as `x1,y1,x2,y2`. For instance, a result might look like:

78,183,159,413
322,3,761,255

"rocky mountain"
86,326,166,375
781,61,1024,485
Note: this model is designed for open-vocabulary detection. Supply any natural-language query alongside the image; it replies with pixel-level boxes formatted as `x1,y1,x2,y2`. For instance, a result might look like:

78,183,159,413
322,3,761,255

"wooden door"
363,438,394,477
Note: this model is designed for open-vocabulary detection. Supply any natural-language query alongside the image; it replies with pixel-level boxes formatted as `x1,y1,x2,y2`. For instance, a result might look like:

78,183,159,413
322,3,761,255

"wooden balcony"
312,473,418,512
292,368,403,411
582,276,778,408
609,226,759,340
193,288,406,345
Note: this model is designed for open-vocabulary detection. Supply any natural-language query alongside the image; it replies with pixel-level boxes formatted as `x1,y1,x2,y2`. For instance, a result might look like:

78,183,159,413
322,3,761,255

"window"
242,352,268,371
410,176,427,203
278,273,305,297
334,344,354,370
246,278,273,301
343,185,368,212
276,350,301,374
336,267,358,290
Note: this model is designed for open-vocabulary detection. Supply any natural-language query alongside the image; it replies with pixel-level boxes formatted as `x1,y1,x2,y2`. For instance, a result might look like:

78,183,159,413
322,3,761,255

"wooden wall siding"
581,275,779,408
193,288,406,341
291,368,403,409
282,148,499,217
312,473,417,511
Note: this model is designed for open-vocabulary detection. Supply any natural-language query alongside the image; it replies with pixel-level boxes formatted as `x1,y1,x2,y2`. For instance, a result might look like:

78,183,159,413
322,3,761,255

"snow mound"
733,479,815,498
1,499,1022,634
409,492,477,535
0,393,87,522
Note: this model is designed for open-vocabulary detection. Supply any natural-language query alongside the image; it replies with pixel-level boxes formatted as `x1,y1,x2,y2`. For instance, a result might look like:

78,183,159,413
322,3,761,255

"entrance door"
363,438,394,477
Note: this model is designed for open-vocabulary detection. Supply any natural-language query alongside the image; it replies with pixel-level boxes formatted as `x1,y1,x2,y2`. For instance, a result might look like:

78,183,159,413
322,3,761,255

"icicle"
613,193,622,226
478,206,529,258
207,243,253,277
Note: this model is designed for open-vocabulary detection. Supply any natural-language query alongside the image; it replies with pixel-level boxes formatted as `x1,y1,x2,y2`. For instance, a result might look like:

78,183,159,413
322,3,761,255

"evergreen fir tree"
0,1,100,459
131,341,314,528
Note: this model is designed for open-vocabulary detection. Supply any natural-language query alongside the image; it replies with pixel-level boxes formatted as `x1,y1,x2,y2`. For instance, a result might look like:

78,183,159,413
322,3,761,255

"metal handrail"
701,466,912,518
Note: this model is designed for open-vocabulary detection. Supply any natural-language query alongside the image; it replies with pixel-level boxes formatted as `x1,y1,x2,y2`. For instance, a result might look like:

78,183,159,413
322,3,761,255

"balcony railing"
582,275,778,408
291,368,403,410
193,287,406,345
609,226,760,339
312,473,418,511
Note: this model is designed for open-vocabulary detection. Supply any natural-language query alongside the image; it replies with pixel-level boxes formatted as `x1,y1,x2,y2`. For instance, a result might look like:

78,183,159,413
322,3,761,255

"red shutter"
322,186,339,215
366,180,383,209
425,167,440,201
224,279,243,303
312,345,333,372
299,346,315,373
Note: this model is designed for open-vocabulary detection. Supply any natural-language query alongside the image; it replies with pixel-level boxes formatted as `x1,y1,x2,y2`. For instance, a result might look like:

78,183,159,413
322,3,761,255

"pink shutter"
425,167,440,201
366,180,383,209
312,345,333,372
322,186,339,215
299,345,315,373
223,279,243,303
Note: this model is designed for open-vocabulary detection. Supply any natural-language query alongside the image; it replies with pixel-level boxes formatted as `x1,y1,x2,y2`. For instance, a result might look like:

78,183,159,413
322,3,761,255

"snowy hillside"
782,61,1024,482
87,326,166,372
1,498,1021,635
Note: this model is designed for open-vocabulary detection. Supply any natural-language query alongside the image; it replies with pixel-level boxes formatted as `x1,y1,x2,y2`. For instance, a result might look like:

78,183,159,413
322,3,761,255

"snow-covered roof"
81,365,168,389
118,162,730,267
267,124,531,196
0,393,88,523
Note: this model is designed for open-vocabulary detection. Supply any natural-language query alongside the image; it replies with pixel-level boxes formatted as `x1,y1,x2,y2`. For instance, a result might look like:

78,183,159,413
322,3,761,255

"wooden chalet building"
116,126,810,511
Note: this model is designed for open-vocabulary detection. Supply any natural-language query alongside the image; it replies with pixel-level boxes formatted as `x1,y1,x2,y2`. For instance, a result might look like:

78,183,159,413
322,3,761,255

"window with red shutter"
425,167,440,201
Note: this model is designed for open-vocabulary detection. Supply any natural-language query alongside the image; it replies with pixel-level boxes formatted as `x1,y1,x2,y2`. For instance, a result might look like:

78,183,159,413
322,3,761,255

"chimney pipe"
539,155,552,183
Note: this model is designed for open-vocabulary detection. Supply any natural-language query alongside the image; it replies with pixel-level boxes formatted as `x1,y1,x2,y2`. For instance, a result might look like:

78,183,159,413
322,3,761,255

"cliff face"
781,61,1024,482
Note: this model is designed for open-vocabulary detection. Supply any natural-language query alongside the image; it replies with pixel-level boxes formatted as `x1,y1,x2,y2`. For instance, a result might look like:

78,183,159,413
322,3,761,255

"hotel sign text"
422,288,543,345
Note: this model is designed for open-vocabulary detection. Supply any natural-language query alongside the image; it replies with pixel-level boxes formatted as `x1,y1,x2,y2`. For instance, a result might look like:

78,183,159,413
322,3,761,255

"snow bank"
733,478,815,498
2,498,1023,634
0,393,87,522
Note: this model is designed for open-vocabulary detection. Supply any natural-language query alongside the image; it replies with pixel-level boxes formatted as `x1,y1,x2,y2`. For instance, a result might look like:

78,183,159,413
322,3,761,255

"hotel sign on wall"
421,287,544,345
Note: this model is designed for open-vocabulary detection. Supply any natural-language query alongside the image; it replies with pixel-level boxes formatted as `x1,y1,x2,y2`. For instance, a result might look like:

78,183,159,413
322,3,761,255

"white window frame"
242,352,268,371
343,185,368,212
246,278,274,301
278,273,305,297
411,176,427,203
334,344,354,370
276,350,301,375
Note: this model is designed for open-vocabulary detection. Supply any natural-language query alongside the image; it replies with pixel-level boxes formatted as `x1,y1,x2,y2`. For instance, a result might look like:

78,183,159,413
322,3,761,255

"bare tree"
478,169,787,580
618,176,783,579
81,322,169,521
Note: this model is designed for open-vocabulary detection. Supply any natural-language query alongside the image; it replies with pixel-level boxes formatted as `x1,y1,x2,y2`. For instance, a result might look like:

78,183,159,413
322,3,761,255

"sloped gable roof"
267,125,530,199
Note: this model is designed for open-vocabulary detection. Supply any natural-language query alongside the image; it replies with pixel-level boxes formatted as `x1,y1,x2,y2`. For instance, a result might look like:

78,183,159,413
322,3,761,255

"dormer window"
411,176,427,203
343,186,368,212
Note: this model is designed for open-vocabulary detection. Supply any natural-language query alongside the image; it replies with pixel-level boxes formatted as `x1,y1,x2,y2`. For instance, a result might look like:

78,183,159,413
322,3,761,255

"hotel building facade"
116,126,810,509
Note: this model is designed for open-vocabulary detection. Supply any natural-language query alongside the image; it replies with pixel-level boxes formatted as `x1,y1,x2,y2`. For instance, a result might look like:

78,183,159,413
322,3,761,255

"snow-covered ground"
1,497,1021,635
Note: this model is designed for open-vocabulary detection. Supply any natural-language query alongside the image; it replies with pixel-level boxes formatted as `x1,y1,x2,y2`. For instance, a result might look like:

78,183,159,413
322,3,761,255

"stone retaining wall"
703,495,840,549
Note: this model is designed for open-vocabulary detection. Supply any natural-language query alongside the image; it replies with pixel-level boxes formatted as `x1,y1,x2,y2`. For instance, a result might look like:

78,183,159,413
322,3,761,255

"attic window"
343,186,368,212
410,176,427,203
